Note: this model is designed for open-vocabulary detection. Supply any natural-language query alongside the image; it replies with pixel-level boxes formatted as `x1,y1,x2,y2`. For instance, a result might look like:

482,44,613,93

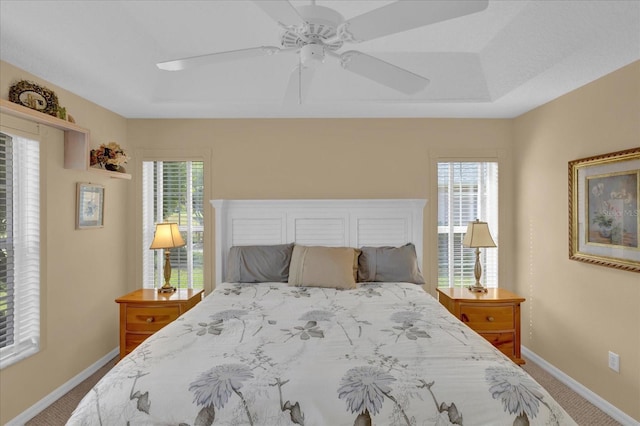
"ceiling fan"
157,0,489,103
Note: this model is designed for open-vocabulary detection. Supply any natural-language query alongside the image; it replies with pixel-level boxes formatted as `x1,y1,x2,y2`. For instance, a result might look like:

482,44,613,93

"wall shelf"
0,99,130,179
88,166,132,180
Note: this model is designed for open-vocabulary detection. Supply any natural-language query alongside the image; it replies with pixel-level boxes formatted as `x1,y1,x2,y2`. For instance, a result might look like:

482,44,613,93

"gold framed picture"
76,183,104,229
569,148,640,272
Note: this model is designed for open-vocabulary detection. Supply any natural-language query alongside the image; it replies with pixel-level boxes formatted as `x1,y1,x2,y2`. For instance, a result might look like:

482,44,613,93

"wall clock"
8,80,59,117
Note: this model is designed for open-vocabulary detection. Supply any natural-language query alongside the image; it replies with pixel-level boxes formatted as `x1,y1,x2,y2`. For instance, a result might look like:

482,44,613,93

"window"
0,132,40,369
437,162,498,288
142,161,204,289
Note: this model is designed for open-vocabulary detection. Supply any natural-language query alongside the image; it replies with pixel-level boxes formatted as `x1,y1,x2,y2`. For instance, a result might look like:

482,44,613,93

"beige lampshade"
150,223,186,249
462,219,497,248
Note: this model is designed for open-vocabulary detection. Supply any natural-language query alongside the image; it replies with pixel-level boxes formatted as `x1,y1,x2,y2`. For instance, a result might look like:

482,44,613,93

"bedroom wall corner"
513,60,640,421
0,61,131,424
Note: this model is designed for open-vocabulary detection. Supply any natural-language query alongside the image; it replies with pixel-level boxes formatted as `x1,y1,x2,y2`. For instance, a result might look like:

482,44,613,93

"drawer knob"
146,317,154,323
486,316,495,322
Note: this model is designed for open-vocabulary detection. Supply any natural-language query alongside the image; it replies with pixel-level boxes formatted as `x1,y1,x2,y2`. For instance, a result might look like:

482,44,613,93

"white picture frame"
76,182,104,229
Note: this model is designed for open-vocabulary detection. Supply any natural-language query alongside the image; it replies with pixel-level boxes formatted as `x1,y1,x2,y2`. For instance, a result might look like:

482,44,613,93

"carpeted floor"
25,356,118,426
25,356,622,425
520,358,622,426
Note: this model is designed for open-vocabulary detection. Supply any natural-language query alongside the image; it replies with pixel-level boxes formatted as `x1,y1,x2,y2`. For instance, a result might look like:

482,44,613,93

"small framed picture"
76,183,104,229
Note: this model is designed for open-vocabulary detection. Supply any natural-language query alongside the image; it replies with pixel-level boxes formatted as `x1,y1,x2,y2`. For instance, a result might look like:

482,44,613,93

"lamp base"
467,284,488,293
158,285,176,293
468,248,488,293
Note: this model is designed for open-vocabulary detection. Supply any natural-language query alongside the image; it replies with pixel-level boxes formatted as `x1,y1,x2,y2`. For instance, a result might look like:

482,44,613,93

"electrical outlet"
608,351,620,373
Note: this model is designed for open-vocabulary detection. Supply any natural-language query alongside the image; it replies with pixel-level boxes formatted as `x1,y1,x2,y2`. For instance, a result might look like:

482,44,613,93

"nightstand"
115,288,204,359
436,287,525,365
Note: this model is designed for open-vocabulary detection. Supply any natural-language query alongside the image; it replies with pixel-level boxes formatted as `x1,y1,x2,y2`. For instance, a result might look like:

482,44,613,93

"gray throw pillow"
358,243,425,284
226,243,294,283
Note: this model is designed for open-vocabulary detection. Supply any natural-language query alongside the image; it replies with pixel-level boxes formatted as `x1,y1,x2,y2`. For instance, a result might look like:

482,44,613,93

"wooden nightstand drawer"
459,304,515,331
480,332,515,357
116,288,204,360
126,306,181,332
436,287,525,365
124,333,151,354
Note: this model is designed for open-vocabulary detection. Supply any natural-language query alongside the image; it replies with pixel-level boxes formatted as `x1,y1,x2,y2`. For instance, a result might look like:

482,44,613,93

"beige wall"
513,61,640,420
0,61,130,423
127,117,514,293
1,57,638,423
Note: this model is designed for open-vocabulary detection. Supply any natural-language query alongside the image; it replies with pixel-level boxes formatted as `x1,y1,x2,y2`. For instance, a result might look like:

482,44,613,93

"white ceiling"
1,0,638,119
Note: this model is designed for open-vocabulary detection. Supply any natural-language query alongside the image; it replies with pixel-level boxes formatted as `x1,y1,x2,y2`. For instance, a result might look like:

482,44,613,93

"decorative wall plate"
8,80,59,117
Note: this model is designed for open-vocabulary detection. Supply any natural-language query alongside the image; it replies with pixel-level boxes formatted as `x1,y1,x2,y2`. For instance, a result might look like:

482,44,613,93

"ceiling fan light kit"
300,44,325,67
156,0,489,102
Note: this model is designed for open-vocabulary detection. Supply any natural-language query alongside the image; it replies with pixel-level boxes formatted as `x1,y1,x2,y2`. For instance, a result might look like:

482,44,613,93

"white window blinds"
437,162,498,288
0,132,40,369
142,161,204,289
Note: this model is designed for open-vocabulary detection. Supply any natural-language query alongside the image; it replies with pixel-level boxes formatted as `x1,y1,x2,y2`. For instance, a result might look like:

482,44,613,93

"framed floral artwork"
569,147,640,272
76,183,104,229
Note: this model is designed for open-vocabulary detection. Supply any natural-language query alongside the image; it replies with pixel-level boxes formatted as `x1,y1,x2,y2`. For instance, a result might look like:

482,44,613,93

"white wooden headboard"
210,199,427,285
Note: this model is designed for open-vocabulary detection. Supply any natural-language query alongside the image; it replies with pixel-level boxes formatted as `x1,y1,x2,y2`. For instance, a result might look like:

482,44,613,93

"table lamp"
150,222,186,293
462,219,497,293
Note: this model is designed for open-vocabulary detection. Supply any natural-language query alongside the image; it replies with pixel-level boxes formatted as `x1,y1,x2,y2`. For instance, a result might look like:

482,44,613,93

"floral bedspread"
68,283,575,426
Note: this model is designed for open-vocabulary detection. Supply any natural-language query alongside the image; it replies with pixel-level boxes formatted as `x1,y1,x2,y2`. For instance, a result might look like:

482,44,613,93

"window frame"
429,150,509,292
0,129,41,370
135,149,212,293
142,160,204,289
437,161,499,288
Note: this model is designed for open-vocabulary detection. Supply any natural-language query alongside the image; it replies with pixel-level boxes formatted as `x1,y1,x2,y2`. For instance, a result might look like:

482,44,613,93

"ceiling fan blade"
157,46,284,71
336,51,429,95
252,0,305,28
340,0,489,42
284,63,316,105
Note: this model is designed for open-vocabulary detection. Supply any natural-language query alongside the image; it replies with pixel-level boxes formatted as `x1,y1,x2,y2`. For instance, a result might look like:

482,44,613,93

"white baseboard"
7,347,119,426
522,346,639,426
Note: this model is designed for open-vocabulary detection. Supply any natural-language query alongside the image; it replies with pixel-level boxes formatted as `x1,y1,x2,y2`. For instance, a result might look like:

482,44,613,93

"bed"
68,199,576,426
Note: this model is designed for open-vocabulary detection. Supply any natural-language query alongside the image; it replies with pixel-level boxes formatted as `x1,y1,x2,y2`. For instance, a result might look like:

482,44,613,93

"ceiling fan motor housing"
281,4,344,51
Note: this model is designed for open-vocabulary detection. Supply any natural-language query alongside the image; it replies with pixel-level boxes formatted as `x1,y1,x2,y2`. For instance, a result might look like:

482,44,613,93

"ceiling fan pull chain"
298,58,302,105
